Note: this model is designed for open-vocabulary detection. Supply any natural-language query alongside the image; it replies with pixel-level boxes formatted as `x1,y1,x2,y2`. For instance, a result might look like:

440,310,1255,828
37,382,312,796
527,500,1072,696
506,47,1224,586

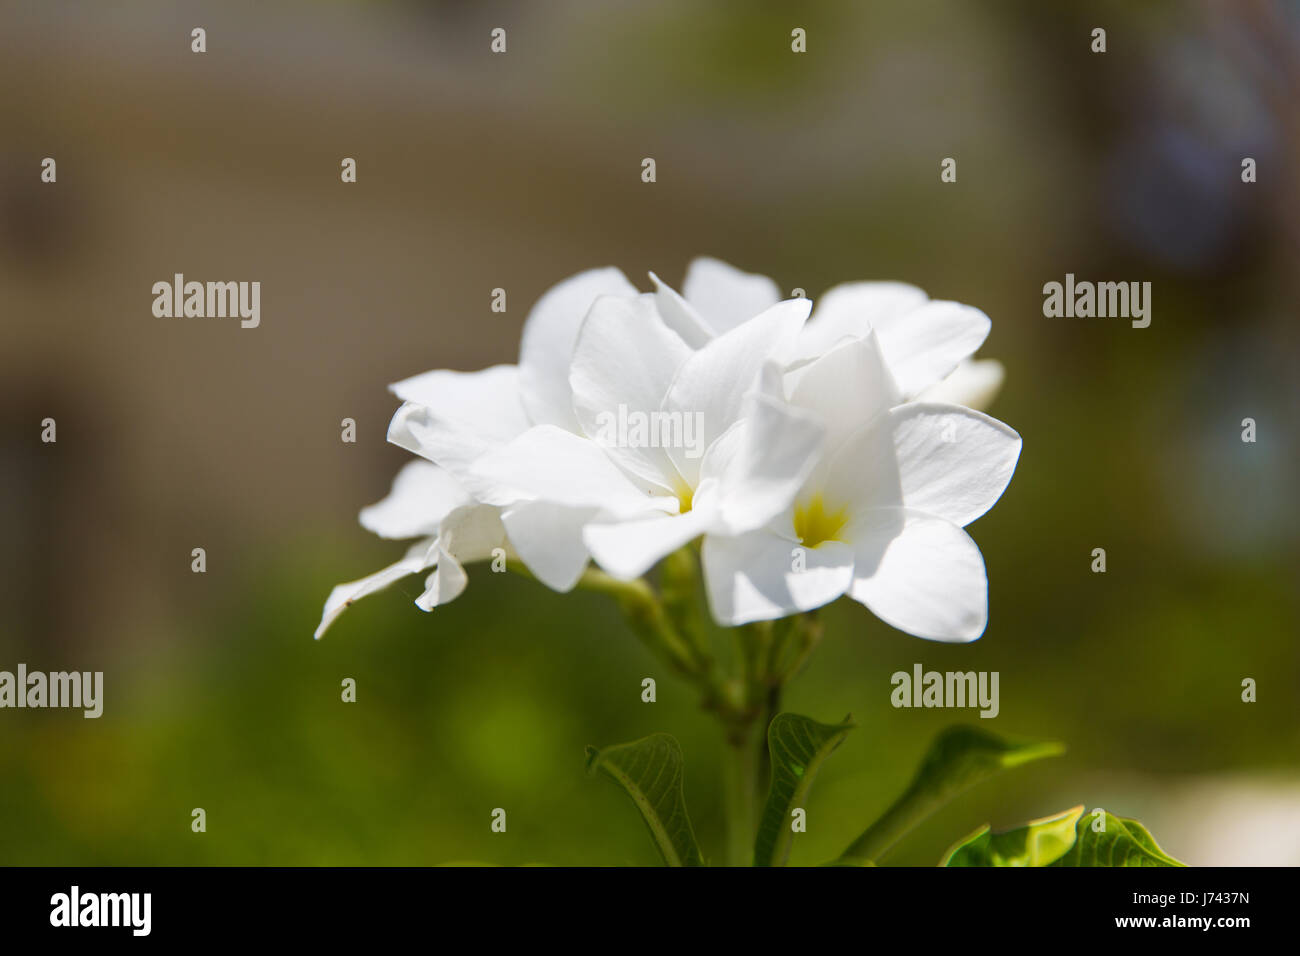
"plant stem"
576,567,698,674
837,794,933,865
721,720,758,866
781,611,824,682
561,557,832,866
754,682,781,802
660,546,712,669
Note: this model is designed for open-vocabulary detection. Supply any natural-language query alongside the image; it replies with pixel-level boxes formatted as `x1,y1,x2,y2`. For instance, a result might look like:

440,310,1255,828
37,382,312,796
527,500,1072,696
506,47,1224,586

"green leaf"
942,805,1084,866
753,713,854,867
1051,810,1185,867
586,733,704,867
835,725,1063,865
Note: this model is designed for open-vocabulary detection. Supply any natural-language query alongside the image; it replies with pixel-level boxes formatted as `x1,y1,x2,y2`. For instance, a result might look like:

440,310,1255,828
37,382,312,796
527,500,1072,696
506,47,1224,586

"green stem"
838,793,937,865
659,546,712,669
556,562,833,866
721,721,758,866
779,611,824,682
754,682,781,801
576,567,698,674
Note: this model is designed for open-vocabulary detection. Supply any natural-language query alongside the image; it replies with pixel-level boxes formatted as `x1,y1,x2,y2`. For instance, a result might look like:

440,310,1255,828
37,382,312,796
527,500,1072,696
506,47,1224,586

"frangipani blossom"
654,256,1001,406
318,256,1020,649
385,268,644,593
317,268,640,635
787,280,991,400
314,461,506,639
701,337,1022,640
469,292,825,580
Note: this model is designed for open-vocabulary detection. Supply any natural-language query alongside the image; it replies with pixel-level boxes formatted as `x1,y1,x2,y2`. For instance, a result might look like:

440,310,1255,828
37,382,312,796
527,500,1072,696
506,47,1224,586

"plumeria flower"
317,268,640,636
385,268,643,593
654,256,1001,406
468,292,825,580
700,335,1022,640
314,461,507,639
319,258,1018,646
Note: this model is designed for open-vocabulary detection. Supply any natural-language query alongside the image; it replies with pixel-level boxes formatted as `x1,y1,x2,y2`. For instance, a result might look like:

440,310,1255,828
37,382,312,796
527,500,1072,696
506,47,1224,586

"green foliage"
942,805,1183,867
586,721,1184,868
1051,810,1185,867
753,713,854,867
586,733,704,867
836,726,1064,865
942,806,1084,866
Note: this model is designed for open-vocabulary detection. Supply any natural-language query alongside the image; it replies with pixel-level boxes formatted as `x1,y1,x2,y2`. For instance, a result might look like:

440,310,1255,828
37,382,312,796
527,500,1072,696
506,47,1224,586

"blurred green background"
1,0,1297,866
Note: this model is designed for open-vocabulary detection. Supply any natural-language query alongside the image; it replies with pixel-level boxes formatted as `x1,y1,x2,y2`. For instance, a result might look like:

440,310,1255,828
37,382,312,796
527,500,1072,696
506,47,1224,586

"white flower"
787,279,992,400
651,257,999,404
468,292,825,580
319,256,1021,647
385,268,643,594
314,461,506,639
317,268,639,636
700,336,1021,640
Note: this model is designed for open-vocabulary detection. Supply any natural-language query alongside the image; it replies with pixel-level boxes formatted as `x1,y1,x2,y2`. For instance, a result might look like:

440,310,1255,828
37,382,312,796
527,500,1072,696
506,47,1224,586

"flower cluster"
317,258,1020,643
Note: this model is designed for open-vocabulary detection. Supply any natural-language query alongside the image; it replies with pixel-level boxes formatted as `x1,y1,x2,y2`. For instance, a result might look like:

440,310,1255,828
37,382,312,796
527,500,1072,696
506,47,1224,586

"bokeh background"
1,0,1297,866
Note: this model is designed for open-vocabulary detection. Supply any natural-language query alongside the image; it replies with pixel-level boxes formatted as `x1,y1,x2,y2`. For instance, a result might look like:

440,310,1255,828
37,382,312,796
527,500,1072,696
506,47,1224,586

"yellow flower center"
671,476,694,515
793,494,848,548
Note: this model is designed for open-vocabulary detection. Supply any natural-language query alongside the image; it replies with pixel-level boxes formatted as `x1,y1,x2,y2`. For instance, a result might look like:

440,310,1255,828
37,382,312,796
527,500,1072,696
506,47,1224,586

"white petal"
848,509,988,642
387,402,511,501
470,425,674,515
664,297,811,486
682,257,782,334
887,402,1022,527
569,294,691,490
358,461,473,540
501,500,594,592
439,502,509,562
388,364,528,443
387,367,530,497
584,506,715,580
649,272,714,349
386,399,458,462
795,284,990,398
916,358,1005,411
416,545,467,610
518,267,638,431
414,504,509,611
702,528,853,625
792,281,928,361
786,335,900,456
702,392,826,534
815,410,904,515
872,301,992,399
315,539,438,639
